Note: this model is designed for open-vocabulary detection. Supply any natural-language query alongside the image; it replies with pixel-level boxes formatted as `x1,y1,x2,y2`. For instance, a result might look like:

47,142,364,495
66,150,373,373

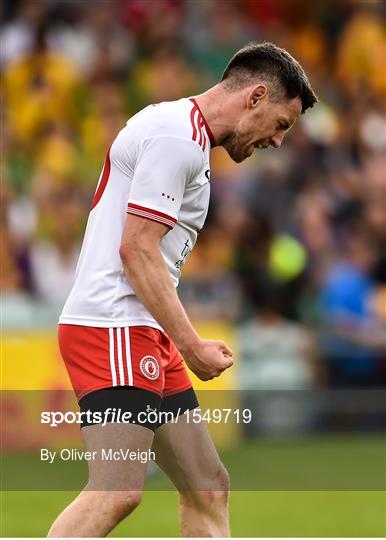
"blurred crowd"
2,0,386,392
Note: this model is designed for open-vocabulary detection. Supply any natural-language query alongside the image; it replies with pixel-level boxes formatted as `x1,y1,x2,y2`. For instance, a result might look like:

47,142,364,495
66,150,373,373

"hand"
181,339,233,381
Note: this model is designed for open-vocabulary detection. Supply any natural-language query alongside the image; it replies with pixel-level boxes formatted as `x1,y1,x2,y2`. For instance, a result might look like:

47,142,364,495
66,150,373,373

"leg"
53,325,165,537
152,396,230,537
48,421,154,537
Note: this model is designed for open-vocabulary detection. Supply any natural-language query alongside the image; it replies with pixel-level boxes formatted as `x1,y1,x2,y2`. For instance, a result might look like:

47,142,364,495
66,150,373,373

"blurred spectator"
237,282,321,390
236,282,323,435
336,8,386,100
49,2,134,79
1,1,46,67
130,46,198,106
30,185,82,307
319,225,386,387
179,225,241,321
3,22,80,145
79,81,127,185
188,0,256,82
1,185,24,293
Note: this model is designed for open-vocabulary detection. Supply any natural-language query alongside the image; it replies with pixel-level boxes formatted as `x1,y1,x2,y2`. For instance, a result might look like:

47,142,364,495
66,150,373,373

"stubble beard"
221,132,249,163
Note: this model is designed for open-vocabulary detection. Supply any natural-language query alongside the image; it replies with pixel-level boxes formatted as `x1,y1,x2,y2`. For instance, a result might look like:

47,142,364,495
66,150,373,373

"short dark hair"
221,41,317,113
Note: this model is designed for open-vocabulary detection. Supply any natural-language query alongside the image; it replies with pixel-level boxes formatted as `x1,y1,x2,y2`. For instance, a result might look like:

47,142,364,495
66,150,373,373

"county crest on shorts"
140,355,160,380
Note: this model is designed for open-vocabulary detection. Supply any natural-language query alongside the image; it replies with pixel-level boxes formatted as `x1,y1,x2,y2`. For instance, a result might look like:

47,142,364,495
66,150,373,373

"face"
222,88,302,163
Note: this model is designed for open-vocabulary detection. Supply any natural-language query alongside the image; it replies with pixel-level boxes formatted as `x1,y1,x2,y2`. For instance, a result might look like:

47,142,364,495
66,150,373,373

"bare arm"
119,214,233,380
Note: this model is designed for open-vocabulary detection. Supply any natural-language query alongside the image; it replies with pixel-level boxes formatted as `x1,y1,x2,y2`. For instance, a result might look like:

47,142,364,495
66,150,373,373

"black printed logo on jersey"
175,239,191,272
205,169,211,181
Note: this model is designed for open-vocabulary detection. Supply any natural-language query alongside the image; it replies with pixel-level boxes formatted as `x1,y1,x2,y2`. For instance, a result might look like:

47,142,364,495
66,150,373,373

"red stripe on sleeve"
127,203,177,229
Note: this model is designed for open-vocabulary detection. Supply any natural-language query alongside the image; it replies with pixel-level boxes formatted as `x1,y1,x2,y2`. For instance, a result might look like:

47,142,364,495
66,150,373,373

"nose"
270,131,285,149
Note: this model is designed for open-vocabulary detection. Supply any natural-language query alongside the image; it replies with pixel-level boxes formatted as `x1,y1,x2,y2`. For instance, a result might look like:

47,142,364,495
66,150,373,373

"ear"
248,84,268,109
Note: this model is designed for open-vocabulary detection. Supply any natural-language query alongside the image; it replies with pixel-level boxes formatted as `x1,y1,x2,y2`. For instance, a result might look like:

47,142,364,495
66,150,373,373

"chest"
179,166,211,231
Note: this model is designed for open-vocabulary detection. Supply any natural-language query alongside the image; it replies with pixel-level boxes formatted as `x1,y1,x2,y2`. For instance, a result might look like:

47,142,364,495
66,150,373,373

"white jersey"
59,98,214,330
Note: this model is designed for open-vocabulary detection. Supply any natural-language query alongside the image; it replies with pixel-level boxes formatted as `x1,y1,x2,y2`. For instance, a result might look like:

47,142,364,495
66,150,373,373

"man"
49,41,317,537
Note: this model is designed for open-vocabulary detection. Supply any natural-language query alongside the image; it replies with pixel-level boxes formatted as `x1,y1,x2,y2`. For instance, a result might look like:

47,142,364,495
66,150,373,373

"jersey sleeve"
127,136,203,229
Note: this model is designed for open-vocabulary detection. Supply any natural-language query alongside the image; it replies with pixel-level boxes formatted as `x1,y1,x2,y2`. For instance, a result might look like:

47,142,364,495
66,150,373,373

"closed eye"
277,122,289,131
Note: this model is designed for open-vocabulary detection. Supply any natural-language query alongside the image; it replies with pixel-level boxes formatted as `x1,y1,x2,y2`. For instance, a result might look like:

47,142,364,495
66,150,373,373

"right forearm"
121,244,199,353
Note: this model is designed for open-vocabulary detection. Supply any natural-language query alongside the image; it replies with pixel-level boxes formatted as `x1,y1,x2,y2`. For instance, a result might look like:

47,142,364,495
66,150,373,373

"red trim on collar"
189,98,216,147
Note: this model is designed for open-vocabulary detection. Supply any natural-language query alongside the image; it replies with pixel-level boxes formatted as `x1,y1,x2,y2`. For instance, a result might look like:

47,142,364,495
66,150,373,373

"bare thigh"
151,411,227,492
82,423,154,492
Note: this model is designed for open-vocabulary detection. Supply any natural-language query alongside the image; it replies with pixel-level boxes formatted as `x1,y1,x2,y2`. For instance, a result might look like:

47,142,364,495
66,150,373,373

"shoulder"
137,135,204,180
111,99,207,174
124,98,208,149
142,99,197,139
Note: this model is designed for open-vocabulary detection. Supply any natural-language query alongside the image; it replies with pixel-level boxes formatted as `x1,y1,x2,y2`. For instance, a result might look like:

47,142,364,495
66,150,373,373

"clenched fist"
181,339,233,381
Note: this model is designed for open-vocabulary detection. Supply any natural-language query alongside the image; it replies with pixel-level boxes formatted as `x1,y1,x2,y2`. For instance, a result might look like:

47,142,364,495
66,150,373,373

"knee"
211,463,230,499
104,490,143,522
181,464,230,509
216,464,230,494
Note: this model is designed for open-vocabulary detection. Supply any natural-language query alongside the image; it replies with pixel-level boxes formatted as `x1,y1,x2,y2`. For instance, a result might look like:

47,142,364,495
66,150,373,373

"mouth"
254,142,269,149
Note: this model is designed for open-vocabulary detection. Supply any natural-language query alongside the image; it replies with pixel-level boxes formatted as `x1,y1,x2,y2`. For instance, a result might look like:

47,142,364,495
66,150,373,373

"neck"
192,85,240,146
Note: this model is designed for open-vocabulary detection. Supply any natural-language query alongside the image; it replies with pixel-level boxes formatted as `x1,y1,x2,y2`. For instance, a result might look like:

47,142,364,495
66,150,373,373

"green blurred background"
2,434,386,536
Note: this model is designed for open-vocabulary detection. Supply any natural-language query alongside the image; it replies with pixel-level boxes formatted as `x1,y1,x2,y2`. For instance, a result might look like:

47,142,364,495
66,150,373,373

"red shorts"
58,324,193,401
